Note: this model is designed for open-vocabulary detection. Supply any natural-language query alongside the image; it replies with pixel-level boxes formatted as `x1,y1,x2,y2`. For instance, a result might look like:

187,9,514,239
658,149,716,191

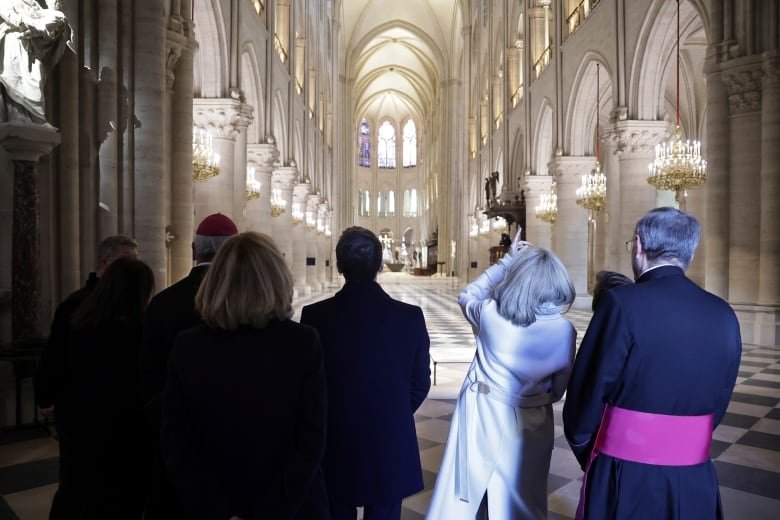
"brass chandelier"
535,182,558,224
271,188,287,217
576,63,607,213
192,127,220,182
647,0,706,206
245,165,261,201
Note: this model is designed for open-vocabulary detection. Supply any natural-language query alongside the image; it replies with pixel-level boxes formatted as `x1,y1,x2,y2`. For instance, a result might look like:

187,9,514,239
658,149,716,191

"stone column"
758,55,779,308
521,175,553,250
317,202,329,289
291,181,311,294
0,124,60,339
271,166,297,269
97,0,119,239
246,143,279,233
601,135,622,271
306,193,321,292
549,157,593,300
233,105,254,231
604,120,668,276
168,15,196,284
723,65,763,305
135,0,168,285
192,98,252,225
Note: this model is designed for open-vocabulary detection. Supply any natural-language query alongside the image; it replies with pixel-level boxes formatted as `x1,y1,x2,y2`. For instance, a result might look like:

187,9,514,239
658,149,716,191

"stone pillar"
97,0,119,239
271,166,297,269
723,65,762,304
135,0,168,285
291,180,310,294
233,105,253,230
317,202,329,289
601,135,622,271
549,157,593,300
604,120,668,276
521,175,553,250
756,55,780,346
758,55,779,307
168,15,196,284
305,193,321,292
246,143,279,233
192,98,252,225
0,124,60,339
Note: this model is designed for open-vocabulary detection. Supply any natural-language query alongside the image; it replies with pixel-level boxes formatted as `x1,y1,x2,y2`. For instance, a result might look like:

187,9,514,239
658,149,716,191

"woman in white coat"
427,237,576,519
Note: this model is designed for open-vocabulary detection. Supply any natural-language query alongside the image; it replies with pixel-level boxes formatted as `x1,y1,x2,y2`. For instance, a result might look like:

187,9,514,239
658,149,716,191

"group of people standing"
35,206,741,520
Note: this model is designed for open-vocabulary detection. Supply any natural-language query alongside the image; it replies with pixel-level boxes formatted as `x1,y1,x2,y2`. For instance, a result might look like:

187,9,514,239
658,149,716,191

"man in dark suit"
563,207,741,519
139,212,238,519
35,234,138,520
300,226,431,520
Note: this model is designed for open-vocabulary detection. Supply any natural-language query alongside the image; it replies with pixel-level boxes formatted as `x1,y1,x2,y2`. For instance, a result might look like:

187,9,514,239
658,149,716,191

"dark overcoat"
161,321,329,520
563,266,742,519
300,280,431,505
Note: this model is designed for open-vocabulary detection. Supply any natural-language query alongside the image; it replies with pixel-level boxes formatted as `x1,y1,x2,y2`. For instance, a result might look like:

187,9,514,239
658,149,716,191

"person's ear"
634,235,643,256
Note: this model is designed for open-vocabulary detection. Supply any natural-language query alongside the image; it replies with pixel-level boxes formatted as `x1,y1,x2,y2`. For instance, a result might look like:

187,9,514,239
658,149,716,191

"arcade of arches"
0,0,778,351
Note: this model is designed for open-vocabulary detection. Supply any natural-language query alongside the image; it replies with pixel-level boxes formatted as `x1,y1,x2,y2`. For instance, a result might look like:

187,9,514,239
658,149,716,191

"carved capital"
272,166,298,191
762,54,780,89
193,98,255,139
247,143,279,171
548,157,597,182
603,120,669,158
723,66,763,114
293,181,311,203
521,175,554,198
306,193,321,211
165,45,182,90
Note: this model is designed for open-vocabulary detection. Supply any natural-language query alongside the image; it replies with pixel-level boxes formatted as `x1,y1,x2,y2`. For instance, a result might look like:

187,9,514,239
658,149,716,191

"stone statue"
489,171,499,205
484,177,491,207
0,0,71,124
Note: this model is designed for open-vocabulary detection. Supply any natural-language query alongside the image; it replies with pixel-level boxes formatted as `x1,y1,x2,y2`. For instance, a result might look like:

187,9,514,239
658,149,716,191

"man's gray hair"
634,207,701,269
97,235,138,266
194,234,232,263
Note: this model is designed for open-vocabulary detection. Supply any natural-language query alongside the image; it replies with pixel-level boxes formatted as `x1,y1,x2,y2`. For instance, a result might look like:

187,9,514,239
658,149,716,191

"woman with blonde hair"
161,232,328,520
428,232,576,519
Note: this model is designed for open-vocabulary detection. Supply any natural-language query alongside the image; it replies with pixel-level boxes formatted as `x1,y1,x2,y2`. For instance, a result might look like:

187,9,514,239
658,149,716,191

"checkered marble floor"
1,274,778,519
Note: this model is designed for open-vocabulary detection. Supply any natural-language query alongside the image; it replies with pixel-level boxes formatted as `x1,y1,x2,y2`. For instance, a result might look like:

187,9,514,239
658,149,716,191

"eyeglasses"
625,238,636,253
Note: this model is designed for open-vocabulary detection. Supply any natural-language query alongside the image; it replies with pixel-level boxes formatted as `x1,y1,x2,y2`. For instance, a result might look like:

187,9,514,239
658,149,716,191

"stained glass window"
377,121,396,168
358,120,371,167
403,119,417,167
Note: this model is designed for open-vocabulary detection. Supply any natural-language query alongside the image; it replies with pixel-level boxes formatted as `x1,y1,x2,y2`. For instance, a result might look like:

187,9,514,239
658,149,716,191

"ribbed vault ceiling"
337,0,463,125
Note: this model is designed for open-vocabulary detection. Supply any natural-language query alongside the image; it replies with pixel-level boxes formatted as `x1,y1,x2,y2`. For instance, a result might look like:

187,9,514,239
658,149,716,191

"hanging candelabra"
192,127,220,182
270,187,287,217
647,0,706,208
535,183,558,223
291,201,304,224
245,165,261,201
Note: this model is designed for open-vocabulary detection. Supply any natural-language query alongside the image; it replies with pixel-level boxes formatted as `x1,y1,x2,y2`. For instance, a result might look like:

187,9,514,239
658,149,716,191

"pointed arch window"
403,119,417,167
359,189,370,216
403,188,418,217
376,192,383,216
377,121,396,168
388,190,395,216
358,120,371,167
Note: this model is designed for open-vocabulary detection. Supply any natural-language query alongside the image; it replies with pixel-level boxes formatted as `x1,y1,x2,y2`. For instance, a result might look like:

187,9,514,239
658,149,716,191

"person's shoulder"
388,297,424,317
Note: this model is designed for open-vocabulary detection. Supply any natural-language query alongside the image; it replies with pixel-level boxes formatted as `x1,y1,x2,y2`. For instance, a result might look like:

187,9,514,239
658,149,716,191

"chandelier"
192,127,220,182
291,201,304,224
270,187,287,217
535,182,558,223
576,63,607,213
305,208,316,230
245,165,261,201
647,0,706,206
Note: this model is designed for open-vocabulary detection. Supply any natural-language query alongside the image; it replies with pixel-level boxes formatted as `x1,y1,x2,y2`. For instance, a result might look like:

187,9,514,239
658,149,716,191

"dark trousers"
330,500,402,520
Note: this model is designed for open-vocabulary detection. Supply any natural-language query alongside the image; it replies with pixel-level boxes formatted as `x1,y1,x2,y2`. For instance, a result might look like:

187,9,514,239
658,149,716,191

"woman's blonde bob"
195,232,294,330
493,246,575,327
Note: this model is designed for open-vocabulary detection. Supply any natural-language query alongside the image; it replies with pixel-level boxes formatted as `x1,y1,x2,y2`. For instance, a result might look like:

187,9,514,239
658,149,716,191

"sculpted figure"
0,0,71,124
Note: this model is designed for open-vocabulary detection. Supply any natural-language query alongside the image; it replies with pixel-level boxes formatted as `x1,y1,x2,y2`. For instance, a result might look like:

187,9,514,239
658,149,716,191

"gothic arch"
532,99,554,177
240,45,265,144
193,0,228,97
272,89,288,161
629,0,707,131
565,53,613,156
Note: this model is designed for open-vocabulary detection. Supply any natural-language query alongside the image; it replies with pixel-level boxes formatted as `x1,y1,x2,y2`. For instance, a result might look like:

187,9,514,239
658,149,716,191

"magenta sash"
575,405,713,520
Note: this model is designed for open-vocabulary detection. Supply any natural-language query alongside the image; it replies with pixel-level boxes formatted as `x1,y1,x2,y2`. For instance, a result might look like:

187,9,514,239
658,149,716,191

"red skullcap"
195,213,238,237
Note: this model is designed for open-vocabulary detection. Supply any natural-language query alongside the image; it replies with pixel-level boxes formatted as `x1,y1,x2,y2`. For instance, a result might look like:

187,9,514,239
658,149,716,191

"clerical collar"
639,263,678,277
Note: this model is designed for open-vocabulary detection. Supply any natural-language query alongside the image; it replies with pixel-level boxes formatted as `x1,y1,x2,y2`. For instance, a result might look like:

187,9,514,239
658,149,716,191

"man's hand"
508,228,532,257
